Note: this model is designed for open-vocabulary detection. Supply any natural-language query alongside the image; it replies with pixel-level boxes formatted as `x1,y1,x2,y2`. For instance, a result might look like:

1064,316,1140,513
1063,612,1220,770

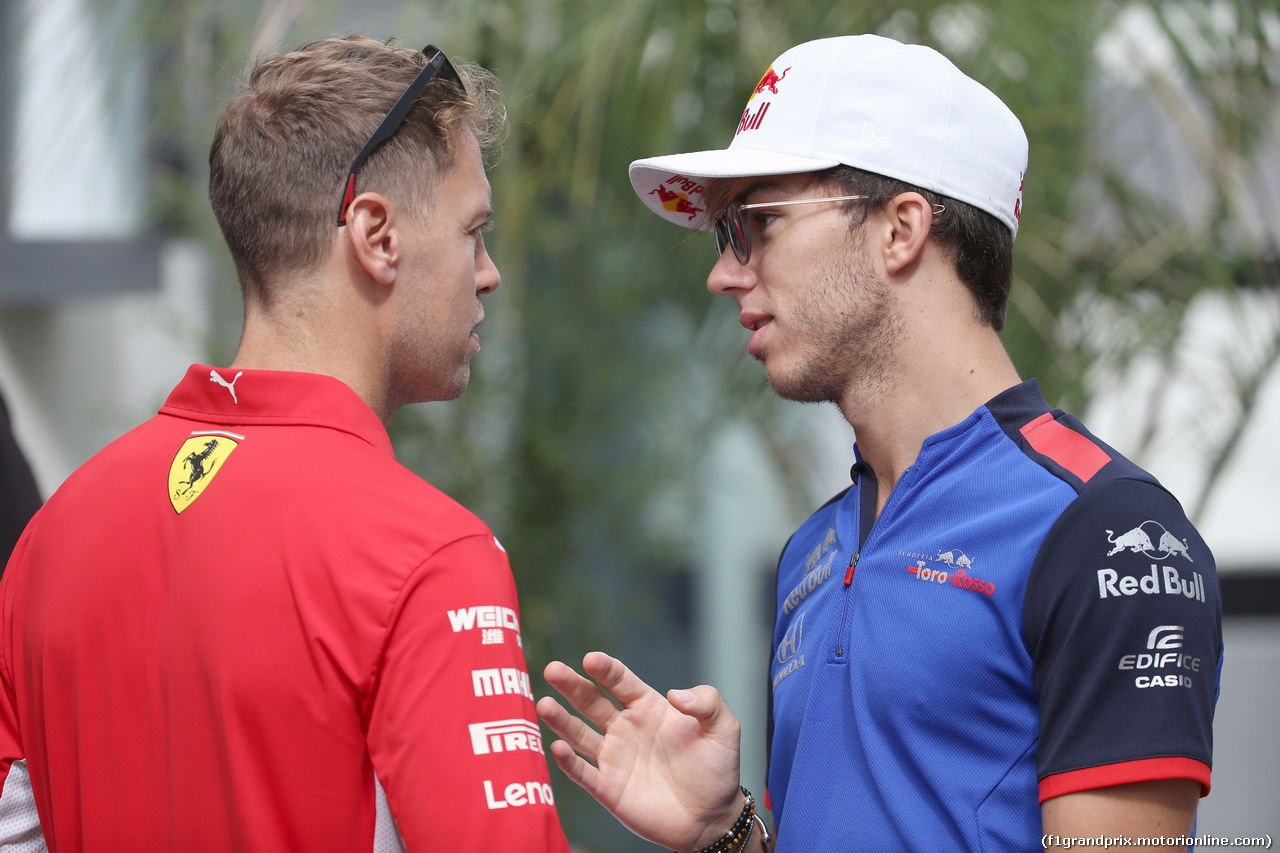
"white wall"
1195,618,1280,845
0,240,213,497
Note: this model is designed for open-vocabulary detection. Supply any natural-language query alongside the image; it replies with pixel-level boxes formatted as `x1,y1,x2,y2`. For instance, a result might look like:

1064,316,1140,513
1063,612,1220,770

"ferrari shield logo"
168,432,241,514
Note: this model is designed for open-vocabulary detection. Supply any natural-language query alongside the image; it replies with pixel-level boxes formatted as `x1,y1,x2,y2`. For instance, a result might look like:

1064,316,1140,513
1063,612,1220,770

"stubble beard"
761,247,900,411
386,357,471,414
386,328,474,410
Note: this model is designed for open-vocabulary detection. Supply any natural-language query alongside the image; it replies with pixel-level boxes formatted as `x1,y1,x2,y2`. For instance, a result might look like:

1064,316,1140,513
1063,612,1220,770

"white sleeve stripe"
372,775,407,853
0,760,46,851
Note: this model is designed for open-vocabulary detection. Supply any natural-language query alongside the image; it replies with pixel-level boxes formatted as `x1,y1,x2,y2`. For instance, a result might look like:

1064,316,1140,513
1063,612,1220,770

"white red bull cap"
629,34,1029,238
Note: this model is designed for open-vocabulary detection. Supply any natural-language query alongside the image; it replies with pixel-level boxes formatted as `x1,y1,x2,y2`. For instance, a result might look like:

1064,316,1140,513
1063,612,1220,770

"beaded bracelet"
750,813,773,848
679,787,757,853
730,812,775,852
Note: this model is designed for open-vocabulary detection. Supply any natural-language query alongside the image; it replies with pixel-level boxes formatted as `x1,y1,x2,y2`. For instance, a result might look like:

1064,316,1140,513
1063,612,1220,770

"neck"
229,277,393,423
839,316,1021,517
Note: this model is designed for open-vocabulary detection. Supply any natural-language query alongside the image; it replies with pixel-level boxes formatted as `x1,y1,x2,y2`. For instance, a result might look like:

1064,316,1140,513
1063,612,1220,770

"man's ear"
878,192,934,277
342,192,400,286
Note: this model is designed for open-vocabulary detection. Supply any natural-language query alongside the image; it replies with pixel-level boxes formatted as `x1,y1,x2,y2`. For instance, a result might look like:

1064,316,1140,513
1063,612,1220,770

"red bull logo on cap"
737,64,791,137
650,181,704,222
750,65,790,101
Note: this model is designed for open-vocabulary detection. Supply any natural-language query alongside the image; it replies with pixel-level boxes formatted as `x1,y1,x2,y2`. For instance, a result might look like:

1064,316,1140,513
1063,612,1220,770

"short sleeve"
365,532,569,852
1024,477,1222,803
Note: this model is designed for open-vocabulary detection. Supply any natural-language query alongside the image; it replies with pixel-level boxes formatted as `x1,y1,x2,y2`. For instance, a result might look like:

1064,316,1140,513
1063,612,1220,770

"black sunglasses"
712,195,870,264
337,45,466,226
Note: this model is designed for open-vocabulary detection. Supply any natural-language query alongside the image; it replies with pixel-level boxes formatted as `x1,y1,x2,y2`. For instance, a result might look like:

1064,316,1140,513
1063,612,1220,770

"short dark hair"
705,166,1015,330
208,36,506,305
823,165,1014,330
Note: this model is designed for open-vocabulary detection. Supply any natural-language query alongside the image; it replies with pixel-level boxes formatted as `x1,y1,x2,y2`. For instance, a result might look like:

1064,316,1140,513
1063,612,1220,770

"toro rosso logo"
905,547,994,597
935,549,973,569
1105,520,1193,562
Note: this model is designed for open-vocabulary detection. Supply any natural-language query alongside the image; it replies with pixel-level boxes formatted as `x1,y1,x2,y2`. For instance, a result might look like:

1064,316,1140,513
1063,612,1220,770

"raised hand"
537,652,745,852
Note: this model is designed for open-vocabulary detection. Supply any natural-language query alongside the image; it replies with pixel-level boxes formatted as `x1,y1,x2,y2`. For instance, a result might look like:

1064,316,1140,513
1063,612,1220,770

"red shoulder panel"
1019,412,1111,483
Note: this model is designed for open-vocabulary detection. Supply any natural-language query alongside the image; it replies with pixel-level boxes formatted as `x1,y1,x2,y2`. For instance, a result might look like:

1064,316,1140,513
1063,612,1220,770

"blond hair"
209,36,506,304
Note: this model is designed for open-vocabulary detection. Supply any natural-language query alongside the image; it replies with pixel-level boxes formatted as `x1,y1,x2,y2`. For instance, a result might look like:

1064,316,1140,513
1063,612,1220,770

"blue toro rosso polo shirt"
767,380,1221,851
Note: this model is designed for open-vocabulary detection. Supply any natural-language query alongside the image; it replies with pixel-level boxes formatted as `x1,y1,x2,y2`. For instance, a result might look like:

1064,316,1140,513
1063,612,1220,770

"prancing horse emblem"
176,439,219,494
168,433,241,514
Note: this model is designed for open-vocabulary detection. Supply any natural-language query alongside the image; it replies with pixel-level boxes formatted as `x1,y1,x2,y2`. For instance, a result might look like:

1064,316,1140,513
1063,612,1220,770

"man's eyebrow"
738,180,784,202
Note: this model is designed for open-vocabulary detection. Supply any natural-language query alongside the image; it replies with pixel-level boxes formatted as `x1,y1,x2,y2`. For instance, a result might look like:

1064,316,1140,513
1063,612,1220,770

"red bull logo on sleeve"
1096,565,1207,602
1097,522,1205,604
1104,520,1193,562
650,180,704,221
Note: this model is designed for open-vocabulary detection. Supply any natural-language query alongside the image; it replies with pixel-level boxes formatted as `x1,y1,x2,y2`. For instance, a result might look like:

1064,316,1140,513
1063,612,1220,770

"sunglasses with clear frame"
712,195,869,264
713,194,946,264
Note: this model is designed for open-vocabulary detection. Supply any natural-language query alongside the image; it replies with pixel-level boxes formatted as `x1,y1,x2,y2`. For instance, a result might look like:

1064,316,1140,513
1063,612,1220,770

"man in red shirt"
0,36,569,852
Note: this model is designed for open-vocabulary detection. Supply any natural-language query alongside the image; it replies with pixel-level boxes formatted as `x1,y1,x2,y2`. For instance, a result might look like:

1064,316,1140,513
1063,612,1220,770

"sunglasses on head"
337,45,465,226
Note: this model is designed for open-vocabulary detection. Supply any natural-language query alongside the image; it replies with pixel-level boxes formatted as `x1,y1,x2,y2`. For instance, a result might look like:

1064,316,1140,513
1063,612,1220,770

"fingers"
547,738,600,796
536,694,604,759
538,662,612,803
581,651,661,707
543,658,624,731
668,685,741,739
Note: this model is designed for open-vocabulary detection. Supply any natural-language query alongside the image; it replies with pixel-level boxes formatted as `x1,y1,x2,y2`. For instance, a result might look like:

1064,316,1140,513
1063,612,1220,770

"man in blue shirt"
537,34,1220,853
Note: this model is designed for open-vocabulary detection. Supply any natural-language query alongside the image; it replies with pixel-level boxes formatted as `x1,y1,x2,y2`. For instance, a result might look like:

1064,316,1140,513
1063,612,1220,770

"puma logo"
209,369,243,404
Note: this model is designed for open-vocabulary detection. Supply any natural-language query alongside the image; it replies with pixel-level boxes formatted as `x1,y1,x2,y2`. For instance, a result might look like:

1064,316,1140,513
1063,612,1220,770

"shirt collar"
159,364,394,458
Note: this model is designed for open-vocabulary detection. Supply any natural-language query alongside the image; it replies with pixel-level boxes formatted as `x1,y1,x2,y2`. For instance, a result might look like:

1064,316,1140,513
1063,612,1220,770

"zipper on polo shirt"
834,552,859,658
832,461,877,662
